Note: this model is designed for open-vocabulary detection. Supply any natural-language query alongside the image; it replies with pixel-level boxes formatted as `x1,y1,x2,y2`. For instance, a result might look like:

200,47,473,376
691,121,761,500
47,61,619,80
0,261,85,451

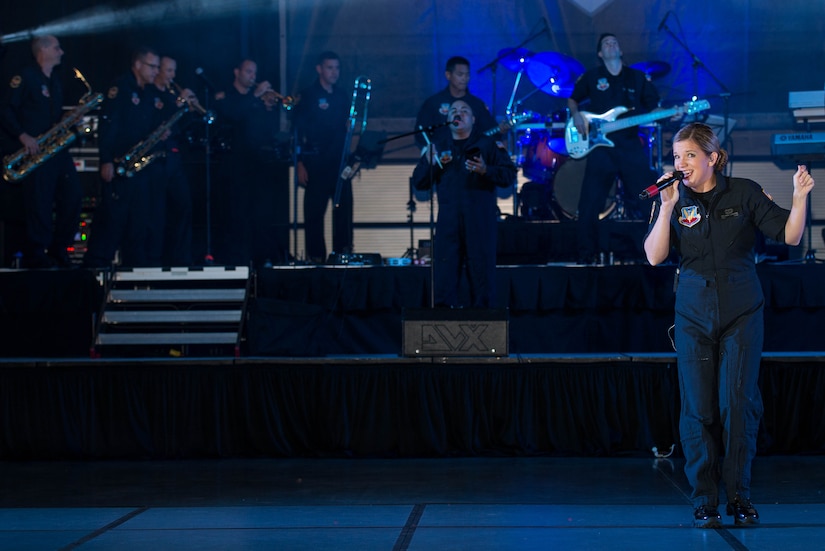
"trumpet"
170,80,207,115
260,89,297,111
3,68,103,182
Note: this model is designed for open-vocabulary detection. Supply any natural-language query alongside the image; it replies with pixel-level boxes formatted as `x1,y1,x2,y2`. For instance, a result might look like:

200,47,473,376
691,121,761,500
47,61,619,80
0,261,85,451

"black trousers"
83,169,153,268
576,137,656,259
23,150,82,259
302,157,353,262
675,271,764,508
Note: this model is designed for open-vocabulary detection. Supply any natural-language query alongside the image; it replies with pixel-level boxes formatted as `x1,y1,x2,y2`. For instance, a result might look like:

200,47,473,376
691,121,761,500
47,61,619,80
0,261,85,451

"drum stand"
610,179,629,220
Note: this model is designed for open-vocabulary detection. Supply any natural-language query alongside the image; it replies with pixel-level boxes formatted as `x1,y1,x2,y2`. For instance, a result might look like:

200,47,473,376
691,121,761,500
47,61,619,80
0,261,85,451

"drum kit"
497,47,671,221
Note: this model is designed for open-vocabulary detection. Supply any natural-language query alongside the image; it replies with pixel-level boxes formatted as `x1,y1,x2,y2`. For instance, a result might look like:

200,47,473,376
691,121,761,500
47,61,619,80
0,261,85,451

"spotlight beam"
2,0,273,44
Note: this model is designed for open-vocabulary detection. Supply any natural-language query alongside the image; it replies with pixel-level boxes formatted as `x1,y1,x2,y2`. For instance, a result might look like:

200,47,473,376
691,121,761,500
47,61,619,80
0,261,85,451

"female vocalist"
643,122,814,528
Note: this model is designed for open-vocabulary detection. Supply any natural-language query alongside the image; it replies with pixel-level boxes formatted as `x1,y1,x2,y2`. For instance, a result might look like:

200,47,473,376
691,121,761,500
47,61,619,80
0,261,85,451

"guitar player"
567,33,662,265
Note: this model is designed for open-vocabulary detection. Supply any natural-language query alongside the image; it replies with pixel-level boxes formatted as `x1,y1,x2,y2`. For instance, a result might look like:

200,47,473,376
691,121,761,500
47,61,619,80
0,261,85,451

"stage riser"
3,264,825,357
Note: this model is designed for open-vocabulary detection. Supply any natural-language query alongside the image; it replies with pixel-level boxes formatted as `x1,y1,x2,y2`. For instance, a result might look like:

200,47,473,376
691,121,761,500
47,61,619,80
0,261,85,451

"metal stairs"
92,266,251,357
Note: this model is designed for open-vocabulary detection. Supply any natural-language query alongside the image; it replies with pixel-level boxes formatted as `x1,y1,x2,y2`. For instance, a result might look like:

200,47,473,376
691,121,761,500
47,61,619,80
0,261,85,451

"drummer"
567,33,662,264
414,56,509,151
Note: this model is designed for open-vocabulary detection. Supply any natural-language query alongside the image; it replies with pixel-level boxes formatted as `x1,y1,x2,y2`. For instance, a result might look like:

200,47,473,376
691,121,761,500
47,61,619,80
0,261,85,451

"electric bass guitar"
564,99,711,159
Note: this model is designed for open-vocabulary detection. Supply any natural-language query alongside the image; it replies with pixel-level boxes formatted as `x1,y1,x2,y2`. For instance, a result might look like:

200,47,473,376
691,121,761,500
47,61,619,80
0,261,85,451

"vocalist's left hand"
793,164,815,200
465,154,486,175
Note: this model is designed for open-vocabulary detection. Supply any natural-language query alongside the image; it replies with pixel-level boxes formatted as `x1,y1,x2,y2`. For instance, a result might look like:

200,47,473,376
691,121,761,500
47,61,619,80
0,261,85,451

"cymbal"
497,47,533,72
525,51,585,97
630,60,671,79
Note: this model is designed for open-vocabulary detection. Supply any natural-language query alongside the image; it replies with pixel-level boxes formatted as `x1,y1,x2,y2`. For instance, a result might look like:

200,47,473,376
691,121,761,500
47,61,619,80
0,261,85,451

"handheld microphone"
657,11,670,32
194,67,219,91
639,171,684,199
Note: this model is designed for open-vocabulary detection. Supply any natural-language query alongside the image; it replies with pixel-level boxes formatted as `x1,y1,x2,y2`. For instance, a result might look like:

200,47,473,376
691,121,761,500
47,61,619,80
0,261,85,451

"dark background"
1,0,823,123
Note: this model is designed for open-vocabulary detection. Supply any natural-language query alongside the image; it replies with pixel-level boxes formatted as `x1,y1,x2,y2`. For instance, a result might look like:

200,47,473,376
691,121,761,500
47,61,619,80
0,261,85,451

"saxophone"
2,68,103,183
114,104,189,178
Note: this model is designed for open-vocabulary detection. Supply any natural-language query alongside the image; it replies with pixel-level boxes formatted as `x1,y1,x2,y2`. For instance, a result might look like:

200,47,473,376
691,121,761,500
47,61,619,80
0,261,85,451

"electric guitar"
564,99,711,159
484,112,539,136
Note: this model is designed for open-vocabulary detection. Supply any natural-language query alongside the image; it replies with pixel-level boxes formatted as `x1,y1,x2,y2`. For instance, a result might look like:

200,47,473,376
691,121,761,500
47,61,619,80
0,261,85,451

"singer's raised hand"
793,165,815,198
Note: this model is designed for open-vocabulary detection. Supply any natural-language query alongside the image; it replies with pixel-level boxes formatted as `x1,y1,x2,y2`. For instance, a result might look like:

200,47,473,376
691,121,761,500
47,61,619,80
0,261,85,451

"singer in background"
411,99,516,308
567,33,661,264
414,56,503,151
291,51,350,264
0,35,81,268
212,58,284,267
643,122,814,529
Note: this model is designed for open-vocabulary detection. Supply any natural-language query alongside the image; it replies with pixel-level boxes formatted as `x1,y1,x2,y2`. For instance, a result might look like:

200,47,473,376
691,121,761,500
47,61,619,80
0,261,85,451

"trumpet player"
0,34,81,269
83,47,162,268
212,59,285,267
292,51,351,264
148,55,196,266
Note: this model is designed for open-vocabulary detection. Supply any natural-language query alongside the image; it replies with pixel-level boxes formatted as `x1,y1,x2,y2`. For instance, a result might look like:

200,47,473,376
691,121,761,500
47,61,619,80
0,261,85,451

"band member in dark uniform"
83,47,161,268
411,99,516,308
0,35,81,268
568,33,660,264
150,55,197,266
213,58,284,267
414,56,504,151
291,51,351,264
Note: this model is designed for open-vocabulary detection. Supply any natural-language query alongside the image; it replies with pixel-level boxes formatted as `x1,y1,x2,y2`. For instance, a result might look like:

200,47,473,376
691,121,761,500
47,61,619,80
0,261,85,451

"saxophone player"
83,47,162,268
0,35,81,269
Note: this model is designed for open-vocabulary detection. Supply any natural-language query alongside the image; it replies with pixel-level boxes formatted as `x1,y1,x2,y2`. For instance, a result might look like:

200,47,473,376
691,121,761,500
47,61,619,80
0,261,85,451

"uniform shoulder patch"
108,86,119,99
9,75,22,89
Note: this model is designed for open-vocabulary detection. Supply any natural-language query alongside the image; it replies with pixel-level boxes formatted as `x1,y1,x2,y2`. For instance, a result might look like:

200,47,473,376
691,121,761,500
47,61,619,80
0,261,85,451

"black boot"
726,496,760,526
693,505,722,528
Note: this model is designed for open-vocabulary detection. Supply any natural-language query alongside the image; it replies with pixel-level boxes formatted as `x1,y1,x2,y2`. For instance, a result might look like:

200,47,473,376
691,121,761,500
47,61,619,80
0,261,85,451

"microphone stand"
201,85,215,265
403,177,418,260
660,19,734,170
291,126,300,262
378,121,453,308
477,22,547,115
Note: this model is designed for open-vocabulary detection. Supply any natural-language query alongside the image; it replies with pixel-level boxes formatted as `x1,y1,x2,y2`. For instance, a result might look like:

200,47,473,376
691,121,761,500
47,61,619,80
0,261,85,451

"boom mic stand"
200,85,216,265
477,20,548,115
378,121,454,308
291,126,301,263
660,16,735,171
403,177,418,260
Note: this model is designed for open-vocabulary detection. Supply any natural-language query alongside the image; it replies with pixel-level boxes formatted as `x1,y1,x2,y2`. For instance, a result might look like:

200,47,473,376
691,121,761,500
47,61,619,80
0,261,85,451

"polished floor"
1,455,824,550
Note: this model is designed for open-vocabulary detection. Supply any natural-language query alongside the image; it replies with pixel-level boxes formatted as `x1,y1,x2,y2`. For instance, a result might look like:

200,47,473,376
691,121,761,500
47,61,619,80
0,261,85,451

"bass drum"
552,158,617,220
517,130,567,184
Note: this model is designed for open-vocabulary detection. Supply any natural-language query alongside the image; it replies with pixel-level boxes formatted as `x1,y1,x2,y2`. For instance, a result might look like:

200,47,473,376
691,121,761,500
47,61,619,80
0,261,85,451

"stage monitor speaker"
402,308,508,357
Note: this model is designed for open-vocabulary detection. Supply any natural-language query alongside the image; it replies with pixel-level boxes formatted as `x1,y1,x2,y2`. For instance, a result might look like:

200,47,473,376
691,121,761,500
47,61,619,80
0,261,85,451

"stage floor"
2,455,824,550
